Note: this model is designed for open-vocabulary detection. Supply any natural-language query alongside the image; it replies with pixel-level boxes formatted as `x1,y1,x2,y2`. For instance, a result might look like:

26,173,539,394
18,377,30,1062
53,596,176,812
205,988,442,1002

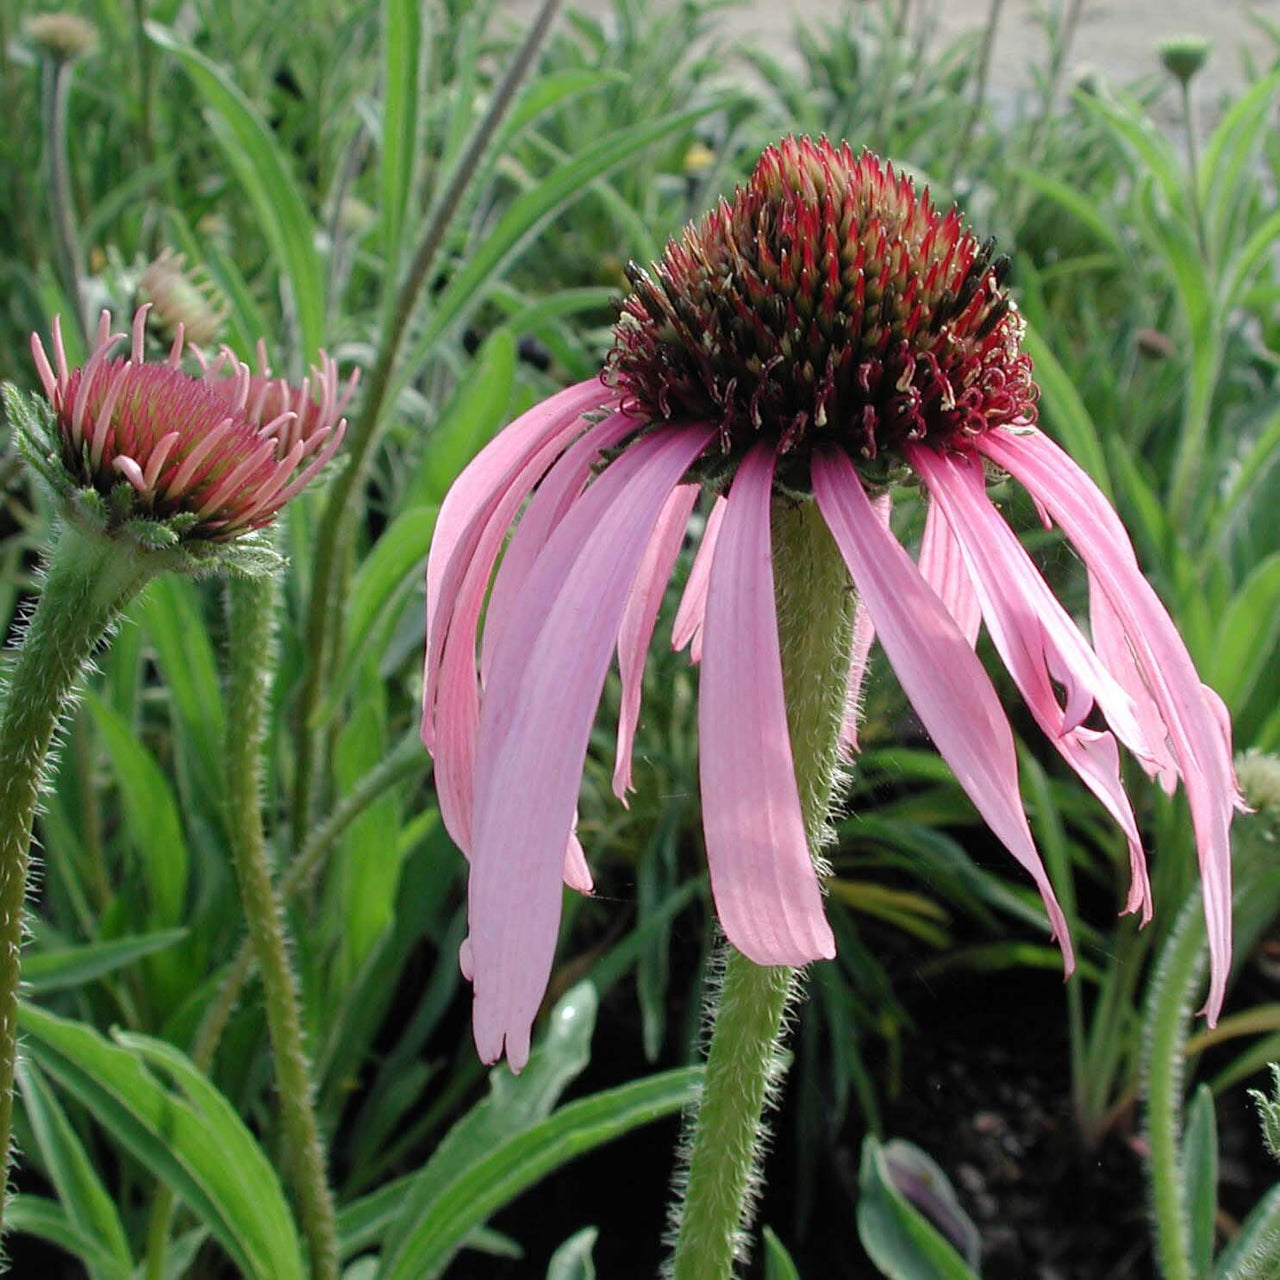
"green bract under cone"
607,136,1037,485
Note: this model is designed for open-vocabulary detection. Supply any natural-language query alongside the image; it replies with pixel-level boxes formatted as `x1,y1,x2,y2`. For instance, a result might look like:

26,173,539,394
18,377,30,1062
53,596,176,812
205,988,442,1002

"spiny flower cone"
422,135,1243,1070
608,137,1034,484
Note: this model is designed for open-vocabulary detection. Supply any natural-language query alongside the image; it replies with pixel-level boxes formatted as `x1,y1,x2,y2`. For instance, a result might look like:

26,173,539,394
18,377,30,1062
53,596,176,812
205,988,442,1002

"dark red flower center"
606,136,1037,483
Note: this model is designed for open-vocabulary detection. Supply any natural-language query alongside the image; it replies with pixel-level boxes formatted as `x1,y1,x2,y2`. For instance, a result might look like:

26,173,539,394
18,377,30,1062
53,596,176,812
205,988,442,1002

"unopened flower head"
138,249,231,347
423,135,1242,1070
23,11,99,61
28,306,350,542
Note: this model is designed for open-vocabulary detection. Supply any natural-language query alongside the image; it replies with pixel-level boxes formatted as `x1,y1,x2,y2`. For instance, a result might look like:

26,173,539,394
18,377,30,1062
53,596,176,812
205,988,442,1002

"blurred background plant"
1,0,1278,1275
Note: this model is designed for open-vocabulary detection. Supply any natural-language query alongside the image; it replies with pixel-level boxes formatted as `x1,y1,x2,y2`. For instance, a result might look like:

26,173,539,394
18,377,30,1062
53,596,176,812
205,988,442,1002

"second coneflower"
0,307,354,1226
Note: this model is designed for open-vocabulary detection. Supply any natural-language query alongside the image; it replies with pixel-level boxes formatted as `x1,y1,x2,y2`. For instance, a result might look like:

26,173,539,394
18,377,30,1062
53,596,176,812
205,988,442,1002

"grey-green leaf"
857,1136,981,1280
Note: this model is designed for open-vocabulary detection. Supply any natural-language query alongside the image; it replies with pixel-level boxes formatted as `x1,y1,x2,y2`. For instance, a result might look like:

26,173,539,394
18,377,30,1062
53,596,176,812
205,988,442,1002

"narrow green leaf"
1075,87,1185,213
145,22,325,360
1021,321,1112,495
763,1226,803,1280
1210,553,1280,714
1013,167,1124,254
85,693,188,927
1211,1184,1280,1280
24,929,188,993
377,983,600,1277
20,1005,306,1280
1200,68,1280,242
16,1064,132,1274
5,1197,133,1280
1184,1084,1219,1277
394,101,727,399
856,1137,980,1280
315,504,439,726
494,70,627,156
381,0,423,269
137,575,226,808
379,1068,701,1280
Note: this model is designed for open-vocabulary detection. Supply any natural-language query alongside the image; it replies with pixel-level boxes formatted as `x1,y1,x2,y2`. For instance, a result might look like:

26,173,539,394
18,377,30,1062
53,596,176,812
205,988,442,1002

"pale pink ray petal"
112,455,147,490
421,389,614,752
910,445,1151,923
425,380,609,665
672,493,727,659
428,413,634,853
918,496,981,647
812,446,1074,971
979,425,1234,1022
613,483,698,802
563,829,593,894
1200,683,1250,812
698,443,837,967
30,334,58,403
914,450,1152,760
1089,576,1180,795
469,425,714,1069
480,411,636,684
840,491,891,753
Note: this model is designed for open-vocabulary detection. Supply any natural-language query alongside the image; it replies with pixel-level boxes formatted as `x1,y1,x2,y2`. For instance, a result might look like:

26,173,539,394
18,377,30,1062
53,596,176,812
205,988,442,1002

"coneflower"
420,136,1243,1275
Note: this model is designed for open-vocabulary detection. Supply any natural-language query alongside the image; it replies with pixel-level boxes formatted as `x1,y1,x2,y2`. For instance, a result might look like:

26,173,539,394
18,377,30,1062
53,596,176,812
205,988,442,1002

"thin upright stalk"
289,0,564,842
224,570,338,1280
1179,79,1207,256
42,58,88,347
0,523,151,1225
669,498,855,1278
951,0,1004,182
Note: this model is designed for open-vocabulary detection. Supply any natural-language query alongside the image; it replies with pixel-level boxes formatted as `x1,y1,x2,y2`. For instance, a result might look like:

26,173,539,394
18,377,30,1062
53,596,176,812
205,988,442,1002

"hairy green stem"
224,571,338,1280
193,729,424,1069
289,0,564,843
0,523,151,1225
1143,889,1204,1280
669,497,855,1279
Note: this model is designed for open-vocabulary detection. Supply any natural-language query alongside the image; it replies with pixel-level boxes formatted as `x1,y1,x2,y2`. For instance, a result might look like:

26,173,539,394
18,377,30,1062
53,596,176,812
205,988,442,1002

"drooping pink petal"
918,496,981,647
480,411,637,684
910,445,1151,923
672,493,727,661
563,829,594,894
979,425,1235,1021
430,412,628,855
812,446,1073,971
1199,683,1250,813
1088,577,1179,795
840,492,891,753
614,484,698,802
698,443,837,966
423,380,609,747
469,425,714,1069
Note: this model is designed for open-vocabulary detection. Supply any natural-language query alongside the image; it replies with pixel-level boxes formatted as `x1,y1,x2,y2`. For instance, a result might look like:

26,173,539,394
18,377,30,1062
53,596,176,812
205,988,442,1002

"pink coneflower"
30,306,349,540
422,137,1243,1069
